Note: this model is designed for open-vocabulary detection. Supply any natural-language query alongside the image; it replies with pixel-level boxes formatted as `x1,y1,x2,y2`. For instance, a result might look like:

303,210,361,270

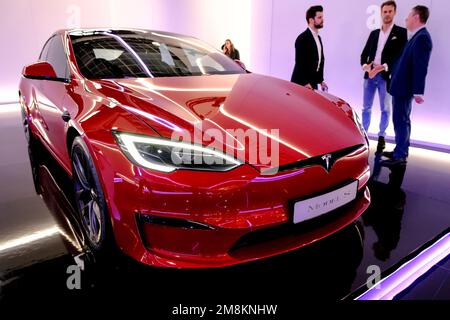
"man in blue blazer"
383,5,433,166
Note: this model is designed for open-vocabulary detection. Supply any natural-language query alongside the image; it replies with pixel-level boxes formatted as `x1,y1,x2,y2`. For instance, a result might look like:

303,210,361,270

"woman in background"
222,39,240,60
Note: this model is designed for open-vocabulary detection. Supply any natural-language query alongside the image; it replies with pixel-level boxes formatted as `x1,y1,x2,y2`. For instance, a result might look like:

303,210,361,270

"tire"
71,136,114,254
20,103,35,147
21,103,42,194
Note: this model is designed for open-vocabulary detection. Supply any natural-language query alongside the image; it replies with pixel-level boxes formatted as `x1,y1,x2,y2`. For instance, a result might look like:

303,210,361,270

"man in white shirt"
360,1,407,153
291,5,328,91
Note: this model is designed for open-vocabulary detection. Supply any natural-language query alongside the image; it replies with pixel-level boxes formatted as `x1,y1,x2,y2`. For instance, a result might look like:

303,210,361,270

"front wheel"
20,103,34,146
71,136,114,253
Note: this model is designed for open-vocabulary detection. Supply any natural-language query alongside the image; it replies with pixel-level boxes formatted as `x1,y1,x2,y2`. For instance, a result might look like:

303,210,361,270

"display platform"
1,104,450,311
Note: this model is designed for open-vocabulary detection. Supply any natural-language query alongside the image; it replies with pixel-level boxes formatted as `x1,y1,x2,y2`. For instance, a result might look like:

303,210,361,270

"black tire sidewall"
20,105,33,146
71,136,114,253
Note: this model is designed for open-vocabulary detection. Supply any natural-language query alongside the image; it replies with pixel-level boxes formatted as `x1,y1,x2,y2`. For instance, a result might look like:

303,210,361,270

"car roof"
63,28,191,39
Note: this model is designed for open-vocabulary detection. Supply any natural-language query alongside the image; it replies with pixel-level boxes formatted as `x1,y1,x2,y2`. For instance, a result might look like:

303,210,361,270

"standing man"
382,5,433,166
360,1,407,153
291,5,328,91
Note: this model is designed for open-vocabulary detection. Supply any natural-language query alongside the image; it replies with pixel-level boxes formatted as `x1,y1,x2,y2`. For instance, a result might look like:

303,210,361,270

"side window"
46,35,69,79
39,36,53,61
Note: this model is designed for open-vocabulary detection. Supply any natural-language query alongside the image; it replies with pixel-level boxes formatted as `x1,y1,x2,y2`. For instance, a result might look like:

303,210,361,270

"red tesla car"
19,29,370,268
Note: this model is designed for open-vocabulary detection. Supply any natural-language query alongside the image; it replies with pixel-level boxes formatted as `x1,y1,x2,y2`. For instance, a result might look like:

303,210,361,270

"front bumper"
90,133,371,268
136,186,370,268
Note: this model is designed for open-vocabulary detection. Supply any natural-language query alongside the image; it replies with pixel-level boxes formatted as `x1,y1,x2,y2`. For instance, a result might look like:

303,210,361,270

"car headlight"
113,132,243,172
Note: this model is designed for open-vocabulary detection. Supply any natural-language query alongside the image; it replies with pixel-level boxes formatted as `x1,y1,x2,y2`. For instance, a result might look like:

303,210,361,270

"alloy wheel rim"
73,149,103,245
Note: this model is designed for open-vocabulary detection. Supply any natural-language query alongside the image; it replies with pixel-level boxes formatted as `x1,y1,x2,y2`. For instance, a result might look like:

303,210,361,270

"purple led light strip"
355,232,450,300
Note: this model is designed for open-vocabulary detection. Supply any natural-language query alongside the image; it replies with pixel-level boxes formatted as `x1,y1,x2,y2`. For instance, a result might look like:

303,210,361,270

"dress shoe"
380,157,407,167
382,151,394,159
376,136,385,154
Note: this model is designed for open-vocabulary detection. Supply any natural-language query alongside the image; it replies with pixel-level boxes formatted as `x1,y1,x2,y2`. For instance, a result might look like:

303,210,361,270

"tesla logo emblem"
321,154,333,172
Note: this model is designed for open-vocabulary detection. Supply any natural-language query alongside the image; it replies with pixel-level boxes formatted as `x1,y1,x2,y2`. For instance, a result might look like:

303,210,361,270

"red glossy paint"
22,61,57,79
19,29,371,268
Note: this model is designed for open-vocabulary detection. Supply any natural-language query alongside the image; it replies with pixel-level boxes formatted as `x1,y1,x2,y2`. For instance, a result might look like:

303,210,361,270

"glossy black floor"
1,104,450,311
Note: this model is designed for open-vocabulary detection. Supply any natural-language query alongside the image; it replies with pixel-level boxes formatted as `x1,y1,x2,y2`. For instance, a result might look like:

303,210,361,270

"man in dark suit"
360,1,407,153
382,5,433,166
291,5,328,91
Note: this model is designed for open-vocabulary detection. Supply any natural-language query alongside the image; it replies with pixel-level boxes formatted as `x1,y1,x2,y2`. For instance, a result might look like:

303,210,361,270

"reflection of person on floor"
291,5,328,91
360,1,407,154
371,153,407,188
363,179,405,261
221,39,240,60
382,5,433,167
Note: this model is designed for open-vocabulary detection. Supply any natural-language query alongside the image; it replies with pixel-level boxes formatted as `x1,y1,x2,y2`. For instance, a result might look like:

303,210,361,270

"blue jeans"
392,96,412,159
362,74,391,137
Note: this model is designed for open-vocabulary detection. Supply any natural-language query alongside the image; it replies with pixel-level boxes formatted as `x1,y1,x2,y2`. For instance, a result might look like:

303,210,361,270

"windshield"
69,30,246,79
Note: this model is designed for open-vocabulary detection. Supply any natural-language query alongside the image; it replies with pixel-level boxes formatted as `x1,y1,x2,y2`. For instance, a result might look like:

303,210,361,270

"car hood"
93,73,365,168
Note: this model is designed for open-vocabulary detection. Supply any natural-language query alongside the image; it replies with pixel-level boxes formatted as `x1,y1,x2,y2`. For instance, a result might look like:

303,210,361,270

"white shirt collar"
381,23,394,35
308,26,319,36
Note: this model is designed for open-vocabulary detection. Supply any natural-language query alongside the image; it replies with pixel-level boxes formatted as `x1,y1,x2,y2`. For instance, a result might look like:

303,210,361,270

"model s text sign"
293,181,358,224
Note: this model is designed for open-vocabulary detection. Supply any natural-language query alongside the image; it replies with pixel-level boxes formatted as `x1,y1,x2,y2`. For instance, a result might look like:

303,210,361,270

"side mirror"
22,61,58,81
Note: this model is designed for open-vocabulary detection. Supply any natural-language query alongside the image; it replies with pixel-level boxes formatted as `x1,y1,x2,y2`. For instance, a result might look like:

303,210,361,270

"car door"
36,34,73,166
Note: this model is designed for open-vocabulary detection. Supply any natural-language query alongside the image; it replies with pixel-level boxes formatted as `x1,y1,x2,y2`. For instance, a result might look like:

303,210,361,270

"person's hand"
304,84,313,90
368,65,385,79
414,96,425,104
363,62,373,72
320,81,328,92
